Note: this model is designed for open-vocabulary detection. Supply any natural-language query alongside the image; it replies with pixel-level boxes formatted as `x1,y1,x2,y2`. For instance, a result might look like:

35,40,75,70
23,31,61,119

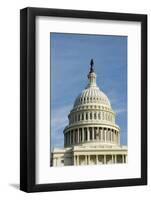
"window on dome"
94,112,97,119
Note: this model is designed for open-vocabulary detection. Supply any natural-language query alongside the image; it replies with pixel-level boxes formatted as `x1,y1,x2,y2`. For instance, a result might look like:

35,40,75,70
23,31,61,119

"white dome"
74,86,111,108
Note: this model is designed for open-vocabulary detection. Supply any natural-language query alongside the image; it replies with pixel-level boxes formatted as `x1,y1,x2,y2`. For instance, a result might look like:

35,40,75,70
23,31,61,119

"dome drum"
64,125,120,147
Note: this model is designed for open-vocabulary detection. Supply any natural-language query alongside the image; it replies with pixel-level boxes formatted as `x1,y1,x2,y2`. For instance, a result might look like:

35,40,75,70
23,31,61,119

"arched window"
86,113,88,120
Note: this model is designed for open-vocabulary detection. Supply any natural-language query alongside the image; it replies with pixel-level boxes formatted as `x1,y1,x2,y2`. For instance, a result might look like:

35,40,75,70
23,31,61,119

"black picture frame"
20,7,147,192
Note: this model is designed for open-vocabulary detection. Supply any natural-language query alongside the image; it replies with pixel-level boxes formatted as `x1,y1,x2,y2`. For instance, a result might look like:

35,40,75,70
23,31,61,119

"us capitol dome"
51,59,127,166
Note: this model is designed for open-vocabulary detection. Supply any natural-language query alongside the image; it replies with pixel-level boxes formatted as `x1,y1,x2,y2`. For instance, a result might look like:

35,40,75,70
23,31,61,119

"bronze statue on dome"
90,59,94,73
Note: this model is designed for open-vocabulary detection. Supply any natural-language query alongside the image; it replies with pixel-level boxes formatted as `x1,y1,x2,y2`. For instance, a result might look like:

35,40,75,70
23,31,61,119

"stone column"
110,130,112,142
87,127,90,141
69,131,71,145
66,132,68,146
66,132,69,146
112,130,114,143
77,155,79,165
72,130,74,144
104,129,107,143
97,127,99,141
111,130,113,143
77,128,79,144
92,127,94,141
126,155,128,163
109,129,111,142
100,128,103,141
82,128,84,142
116,131,118,144
106,128,109,142
64,133,66,146
115,130,117,144
84,112,86,121
114,130,116,144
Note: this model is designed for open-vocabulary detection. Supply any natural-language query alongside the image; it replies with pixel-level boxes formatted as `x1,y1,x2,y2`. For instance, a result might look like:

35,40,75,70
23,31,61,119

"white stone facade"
51,61,127,166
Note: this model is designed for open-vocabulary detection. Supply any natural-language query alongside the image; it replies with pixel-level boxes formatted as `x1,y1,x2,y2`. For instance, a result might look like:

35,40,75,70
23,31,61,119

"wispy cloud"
51,104,72,131
115,108,127,114
51,104,72,147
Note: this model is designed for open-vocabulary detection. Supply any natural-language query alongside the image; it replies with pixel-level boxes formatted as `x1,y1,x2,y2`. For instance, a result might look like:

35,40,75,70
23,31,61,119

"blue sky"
50,33,127,148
